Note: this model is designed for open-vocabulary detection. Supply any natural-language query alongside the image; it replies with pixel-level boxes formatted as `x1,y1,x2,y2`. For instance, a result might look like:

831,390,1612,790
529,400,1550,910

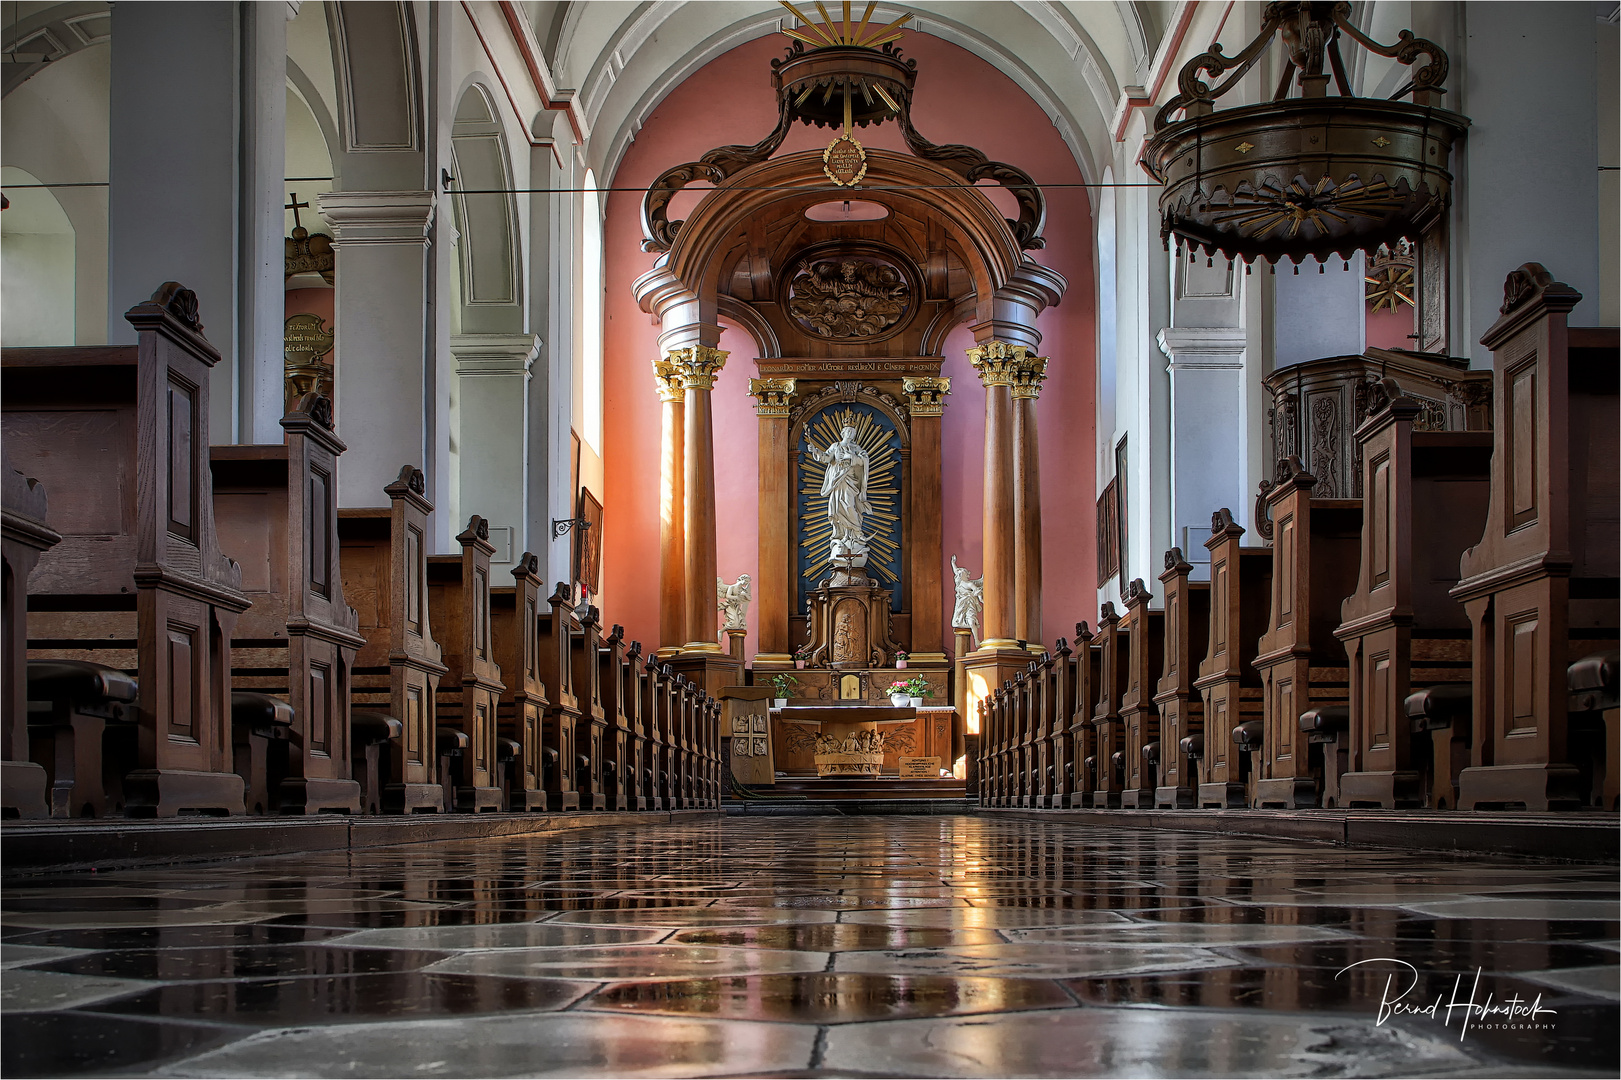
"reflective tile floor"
2,816,1617,1078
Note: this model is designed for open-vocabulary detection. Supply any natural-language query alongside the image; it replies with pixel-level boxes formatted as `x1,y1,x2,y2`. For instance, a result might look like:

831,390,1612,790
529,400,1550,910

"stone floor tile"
30,945,454,982
1399,898,1621,922
585,971,1076,1022
4,1011,252,1077
0,943,99,969
157,1012,818,1078
0,968,152,1011
818,1006,1480,1078
832,943,1238,979
428,943,830,980
329,923,669,951
1516,964,1621,1000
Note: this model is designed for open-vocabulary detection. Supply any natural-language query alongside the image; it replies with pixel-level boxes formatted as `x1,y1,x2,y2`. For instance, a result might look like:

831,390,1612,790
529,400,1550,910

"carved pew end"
230,693,295,815
494,737,522,812
25,661,139,819
1232,720,1265,810
1178,734,1207,808
1299,706,1350,809
1191,726,1244,809
1403,685,1471,810
436,728,471,813
350,711,402,815
1568,652,1619,812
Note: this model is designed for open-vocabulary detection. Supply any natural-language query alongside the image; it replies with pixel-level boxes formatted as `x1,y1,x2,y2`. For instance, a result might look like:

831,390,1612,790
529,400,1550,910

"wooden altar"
772,702,958,777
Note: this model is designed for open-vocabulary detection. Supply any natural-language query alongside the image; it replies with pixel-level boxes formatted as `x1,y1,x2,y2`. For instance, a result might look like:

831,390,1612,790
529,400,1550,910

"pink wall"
603,32,1098,658
1365,303,1415,351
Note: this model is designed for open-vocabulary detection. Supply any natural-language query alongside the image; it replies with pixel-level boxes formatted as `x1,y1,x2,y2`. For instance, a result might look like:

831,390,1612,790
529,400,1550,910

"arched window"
1,166,76,346
581,168,604,451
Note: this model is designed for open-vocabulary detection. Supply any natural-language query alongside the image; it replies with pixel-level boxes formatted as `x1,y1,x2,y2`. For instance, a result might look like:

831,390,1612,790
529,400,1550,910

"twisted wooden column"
1012,355,1047,647
968,342,1025,649
672,346,728,655
652,359,686,657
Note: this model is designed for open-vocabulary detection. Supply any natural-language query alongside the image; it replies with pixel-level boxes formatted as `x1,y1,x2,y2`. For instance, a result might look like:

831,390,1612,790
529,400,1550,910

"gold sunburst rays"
780,1,911,50
797,406,902,585
1211,176,1409,242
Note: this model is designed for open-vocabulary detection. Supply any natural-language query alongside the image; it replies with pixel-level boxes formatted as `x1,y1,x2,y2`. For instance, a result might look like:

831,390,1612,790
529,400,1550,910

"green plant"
904,675,930,697
769,672,799,697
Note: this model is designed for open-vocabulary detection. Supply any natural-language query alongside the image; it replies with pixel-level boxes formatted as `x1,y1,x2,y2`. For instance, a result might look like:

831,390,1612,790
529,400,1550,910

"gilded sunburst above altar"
799,405,901,588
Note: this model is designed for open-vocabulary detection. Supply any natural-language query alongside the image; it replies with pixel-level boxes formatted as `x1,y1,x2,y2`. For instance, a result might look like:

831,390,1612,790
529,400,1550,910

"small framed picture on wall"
574,488,603,596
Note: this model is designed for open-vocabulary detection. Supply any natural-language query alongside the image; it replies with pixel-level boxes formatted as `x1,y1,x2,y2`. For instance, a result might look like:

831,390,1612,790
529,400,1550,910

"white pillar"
1272,255,1366,367
1459,3,1602,355
451,334,540,569
318,191,435,508
240,2,294,444
107,2,239,438
1159,327,1249,579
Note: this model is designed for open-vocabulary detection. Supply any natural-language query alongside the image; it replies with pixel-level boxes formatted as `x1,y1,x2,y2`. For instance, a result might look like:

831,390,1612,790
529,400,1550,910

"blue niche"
795,399,904,614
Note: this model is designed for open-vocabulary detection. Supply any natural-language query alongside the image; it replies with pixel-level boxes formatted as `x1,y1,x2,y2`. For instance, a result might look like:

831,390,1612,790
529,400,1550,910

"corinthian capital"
1010,355,1048,400
966,341,1031,388
651,358,685,403
667,346,728,390
748,377,797,416
902,376,952,416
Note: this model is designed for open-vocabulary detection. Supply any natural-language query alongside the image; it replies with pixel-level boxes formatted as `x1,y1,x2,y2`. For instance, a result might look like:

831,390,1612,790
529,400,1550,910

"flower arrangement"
886,680,911,695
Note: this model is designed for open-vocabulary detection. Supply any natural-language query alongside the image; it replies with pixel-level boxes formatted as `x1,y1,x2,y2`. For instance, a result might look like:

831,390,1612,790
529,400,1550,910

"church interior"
1,1,1617,1076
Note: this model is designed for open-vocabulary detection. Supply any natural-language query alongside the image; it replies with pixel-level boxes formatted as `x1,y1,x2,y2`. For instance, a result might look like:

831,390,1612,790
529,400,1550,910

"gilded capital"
651,358,685,403
667,345,728,390
747,377,797,417
1010,355,1048,400
967,341,1030,388
902,376,952,416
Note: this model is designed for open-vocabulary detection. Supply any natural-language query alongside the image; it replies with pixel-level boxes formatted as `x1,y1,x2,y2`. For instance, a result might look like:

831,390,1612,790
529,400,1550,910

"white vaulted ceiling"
525,1,1173,186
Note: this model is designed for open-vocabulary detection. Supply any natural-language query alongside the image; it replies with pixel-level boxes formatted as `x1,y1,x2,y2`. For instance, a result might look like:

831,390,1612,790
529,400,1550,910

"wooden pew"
700,692,720,807
1335,383,1492,808
995,679,1015,806
1088,603,1128,807
537,583,581,810
623,641,649,810
1154,549,1210,808
211,394,364,814
1014,667,1034,806
570,606,608,810
673,673,695,808
1193,508,1273,808
3,469,60,818
4,285,251,816
490,552,549,810
599,625,635,811
640,654,666,810
1066,621,1097,807
427,516,506,811
1119,579,1164,808
1048,637,1076,807
1253,461,1362,808
338,465,447,813
1453,265,1620,810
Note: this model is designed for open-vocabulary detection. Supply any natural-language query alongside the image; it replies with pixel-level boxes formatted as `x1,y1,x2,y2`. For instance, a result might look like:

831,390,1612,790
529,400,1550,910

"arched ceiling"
525,1,1174,187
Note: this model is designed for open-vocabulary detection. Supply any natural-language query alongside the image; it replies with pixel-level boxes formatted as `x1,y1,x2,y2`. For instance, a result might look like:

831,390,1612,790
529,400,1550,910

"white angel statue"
717,573,751,631
950,555,984,645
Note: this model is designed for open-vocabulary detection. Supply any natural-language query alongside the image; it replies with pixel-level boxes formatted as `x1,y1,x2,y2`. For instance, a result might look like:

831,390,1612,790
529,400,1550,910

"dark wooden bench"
211,394,364,814
1252,464,1361,808
338,465,447,812
2,469,60,818
1119,579,1164,808
569,605,608,810
640,654,668,810
1336,383,1492,808
599,625,636,810
1153,549,1210,808
537,583,581,810
4,285,251,816
428,516,506,811
1454,266,1620,810
490,553,549,811
1065,622,1097,808
1089,603,1128,807
1194,509,1273,808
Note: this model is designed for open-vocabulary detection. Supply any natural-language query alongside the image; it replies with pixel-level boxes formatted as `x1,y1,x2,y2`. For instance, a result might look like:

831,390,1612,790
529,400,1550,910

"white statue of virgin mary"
808,425,872,558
